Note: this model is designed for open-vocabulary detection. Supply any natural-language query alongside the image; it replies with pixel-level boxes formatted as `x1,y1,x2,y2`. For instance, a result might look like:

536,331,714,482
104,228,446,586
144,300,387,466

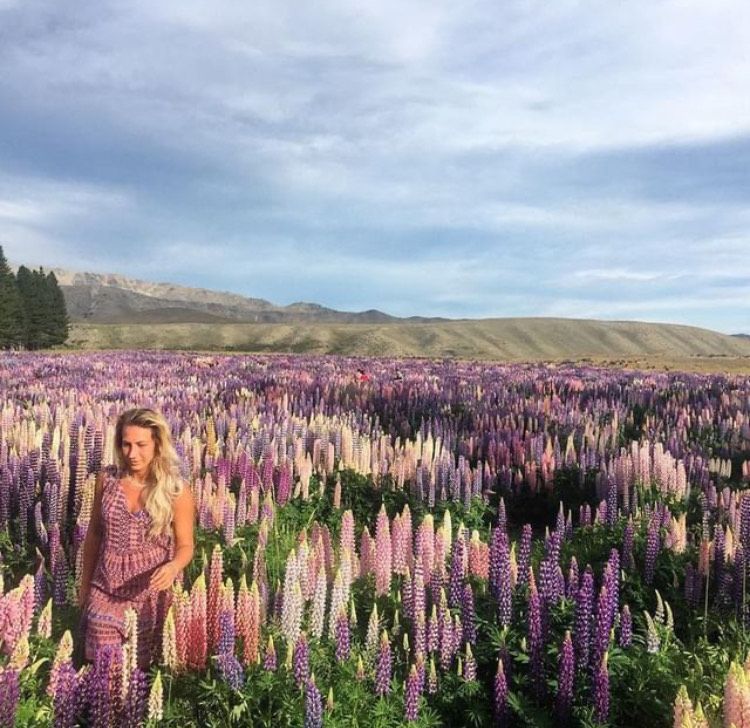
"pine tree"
16,265,50,349
46,271,69,345
0,246,26,348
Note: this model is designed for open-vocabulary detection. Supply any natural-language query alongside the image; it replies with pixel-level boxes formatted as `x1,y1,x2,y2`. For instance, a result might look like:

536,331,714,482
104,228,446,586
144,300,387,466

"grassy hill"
67,317,750,365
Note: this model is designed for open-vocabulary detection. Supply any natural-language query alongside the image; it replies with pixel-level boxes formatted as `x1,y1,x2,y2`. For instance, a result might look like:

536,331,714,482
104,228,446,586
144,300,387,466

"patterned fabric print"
84,467,176,669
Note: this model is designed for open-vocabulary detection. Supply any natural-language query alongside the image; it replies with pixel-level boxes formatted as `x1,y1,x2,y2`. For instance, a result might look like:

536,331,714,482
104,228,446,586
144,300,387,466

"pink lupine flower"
375,505,392,597
207,545,224,653
189,573,208,670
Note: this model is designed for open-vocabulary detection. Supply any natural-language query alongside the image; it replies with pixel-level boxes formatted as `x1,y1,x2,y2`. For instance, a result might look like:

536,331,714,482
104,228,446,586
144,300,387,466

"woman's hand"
149,561,180,592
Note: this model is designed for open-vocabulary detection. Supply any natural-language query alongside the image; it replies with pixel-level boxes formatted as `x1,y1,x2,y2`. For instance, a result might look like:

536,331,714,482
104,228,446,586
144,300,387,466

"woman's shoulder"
96,465,121,489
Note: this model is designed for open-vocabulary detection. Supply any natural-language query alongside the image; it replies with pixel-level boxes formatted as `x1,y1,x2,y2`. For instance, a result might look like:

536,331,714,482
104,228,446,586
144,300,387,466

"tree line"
0,245,70,349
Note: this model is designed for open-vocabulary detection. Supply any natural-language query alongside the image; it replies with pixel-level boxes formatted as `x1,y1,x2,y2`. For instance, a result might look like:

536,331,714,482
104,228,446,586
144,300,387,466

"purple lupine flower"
53,550,68,606
402,571,414,621
305,676,323,728
740,493,750,548
734,544,746,615
34,559,47,611
122,668,148,728
217,610,235,656
497,498,507,533
644,513,661,585
216,653,244,690
555,631,575,722
52,661,79,728
591,585,611,677
606,475,618,526
604,550,620,628
404,664,421,722
493,657,508,726
89,645,117,728
427,657,438,695
448,535,466,609
593,653,609,723
621,518,635,570
574,566,594,672
619,605,632,648
334,609,350,662
263,636,277,672
516,524,532,590
293,633,310,687
566,557,579,600
463,644,477,682
461,583,477,645
0,668,20,728
555,502,566,536
427,606,439,653
497,530,513,627
375,631,392,696
439,607,454,672
528,581,544,700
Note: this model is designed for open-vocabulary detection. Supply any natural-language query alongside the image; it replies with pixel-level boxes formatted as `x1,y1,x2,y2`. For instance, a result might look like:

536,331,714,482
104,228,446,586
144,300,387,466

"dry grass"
60,318,750,374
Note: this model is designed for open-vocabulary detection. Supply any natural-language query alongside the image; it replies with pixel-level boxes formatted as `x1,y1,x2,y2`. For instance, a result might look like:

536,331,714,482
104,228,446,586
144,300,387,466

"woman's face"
121,424,157,477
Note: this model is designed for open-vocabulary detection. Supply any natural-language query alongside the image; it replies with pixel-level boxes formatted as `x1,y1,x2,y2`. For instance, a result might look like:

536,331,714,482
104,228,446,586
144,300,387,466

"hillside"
67,318,750,363
50,268,429,324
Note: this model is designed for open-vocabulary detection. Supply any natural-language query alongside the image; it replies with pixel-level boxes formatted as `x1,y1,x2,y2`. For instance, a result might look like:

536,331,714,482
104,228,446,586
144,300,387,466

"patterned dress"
83,466,178,669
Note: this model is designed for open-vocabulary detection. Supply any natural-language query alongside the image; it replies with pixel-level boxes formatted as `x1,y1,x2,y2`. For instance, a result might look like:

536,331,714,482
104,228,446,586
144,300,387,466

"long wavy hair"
114,407,184,537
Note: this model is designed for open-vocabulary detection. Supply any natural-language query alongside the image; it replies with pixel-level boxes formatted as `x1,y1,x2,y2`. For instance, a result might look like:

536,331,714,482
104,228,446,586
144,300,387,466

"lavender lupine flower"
461,583,477,645
566,557,579,600
293,633,310,687
334,608,350,662
591,585,611,677
593,653,609,724
528,580,544,700
439,607,454,672
448,534,466,609
217,610,235,656
52,661,79,728
621,518,635,570
427,657,438,695
497,531,513,627
216,653,244,690
606,475,618,526
493,657,508,726
375,631,392,696
404,664,421,722
263,636,277,672
517,524,533,590
644,513,661,585
427,606,439,653
305,676,323,728
121,668,148,728
555,631,575,722
89,645,117,728
574,566,594,672
463,644,477,682
0,668,20,728
604,549,620,629
619,605,632,648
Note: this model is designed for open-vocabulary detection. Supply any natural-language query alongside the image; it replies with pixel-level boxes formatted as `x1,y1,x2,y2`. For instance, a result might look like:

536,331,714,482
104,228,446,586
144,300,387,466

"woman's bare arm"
149,483,195,591
78,471,105,607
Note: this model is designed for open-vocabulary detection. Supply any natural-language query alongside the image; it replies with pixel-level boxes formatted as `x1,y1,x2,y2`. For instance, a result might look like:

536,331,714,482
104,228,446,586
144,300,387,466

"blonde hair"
114,407,184,537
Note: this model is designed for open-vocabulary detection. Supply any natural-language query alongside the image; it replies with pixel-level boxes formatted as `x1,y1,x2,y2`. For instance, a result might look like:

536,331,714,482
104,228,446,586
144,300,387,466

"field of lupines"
2,352,750,727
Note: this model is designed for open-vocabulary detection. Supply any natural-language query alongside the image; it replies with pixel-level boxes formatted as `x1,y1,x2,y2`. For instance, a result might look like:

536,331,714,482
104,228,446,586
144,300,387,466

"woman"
78,407,195,669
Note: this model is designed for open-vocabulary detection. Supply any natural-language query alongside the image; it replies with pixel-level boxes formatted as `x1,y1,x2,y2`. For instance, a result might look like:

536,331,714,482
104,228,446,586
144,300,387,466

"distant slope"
51,268,429,324
68,318,750,360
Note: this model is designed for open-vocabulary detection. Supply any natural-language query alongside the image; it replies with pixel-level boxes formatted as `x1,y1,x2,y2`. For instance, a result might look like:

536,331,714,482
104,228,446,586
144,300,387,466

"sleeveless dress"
83,467,178,669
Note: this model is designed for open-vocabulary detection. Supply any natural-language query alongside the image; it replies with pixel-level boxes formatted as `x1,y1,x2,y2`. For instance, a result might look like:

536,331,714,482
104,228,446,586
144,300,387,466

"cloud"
0,0,748,333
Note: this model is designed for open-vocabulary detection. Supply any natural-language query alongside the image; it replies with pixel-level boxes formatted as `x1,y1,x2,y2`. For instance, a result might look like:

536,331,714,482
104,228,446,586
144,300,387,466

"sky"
0,0,749,333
